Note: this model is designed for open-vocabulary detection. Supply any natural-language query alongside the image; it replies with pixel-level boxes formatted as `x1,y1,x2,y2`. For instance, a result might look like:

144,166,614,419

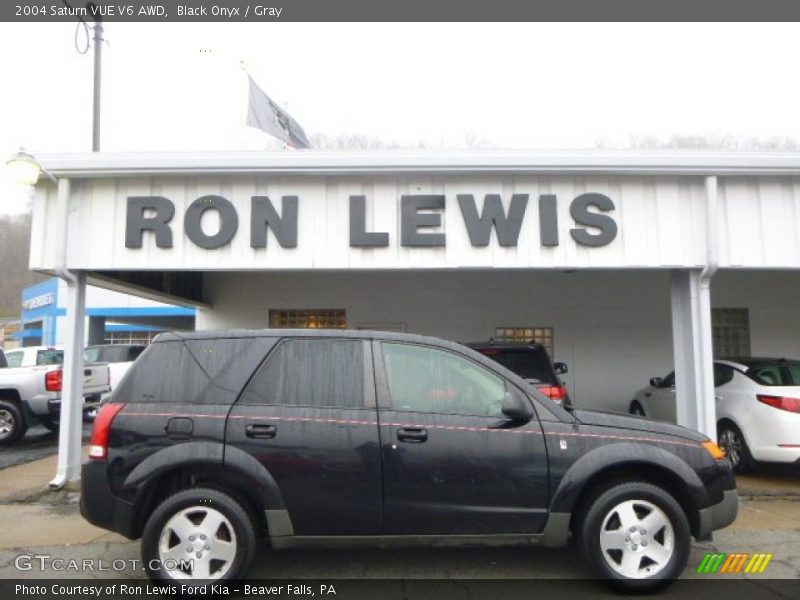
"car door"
225,337,383,535
374,340,549,535
646,371,677,422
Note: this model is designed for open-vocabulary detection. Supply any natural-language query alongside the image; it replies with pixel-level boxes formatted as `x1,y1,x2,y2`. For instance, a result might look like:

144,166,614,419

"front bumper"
697,489,738,539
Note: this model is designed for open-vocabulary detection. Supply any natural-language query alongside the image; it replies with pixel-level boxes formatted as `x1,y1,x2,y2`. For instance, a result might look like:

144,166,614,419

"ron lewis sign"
125,192,618,251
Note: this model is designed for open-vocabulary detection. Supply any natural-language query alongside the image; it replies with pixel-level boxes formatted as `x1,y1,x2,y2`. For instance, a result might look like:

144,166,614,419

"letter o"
184,195,239,249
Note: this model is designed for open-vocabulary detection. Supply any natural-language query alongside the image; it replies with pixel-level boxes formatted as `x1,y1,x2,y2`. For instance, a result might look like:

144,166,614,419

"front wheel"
577,482,690,593
629,402,646,417
141,488,257,582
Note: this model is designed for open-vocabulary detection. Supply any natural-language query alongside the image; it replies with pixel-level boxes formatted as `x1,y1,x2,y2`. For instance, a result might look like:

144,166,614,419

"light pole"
6,150,87,489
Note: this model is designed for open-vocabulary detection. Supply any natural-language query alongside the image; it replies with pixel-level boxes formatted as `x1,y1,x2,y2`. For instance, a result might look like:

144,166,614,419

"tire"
40,417,60,434
629,402,646,417
717,421,754,474
0,399,28,446
576,482,691,593
141,488,257,582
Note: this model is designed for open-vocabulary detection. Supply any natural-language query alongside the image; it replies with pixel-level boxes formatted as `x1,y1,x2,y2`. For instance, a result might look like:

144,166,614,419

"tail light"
537,384,567,403
45,369,62,392
89,403,125,460
757,395,800,414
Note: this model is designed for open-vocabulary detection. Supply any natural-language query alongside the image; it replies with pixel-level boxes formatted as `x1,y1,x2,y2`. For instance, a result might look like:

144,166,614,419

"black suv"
81,330,737,591
468,341,570,405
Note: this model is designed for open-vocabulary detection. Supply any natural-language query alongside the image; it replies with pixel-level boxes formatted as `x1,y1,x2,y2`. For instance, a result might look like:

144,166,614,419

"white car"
630,357,800,473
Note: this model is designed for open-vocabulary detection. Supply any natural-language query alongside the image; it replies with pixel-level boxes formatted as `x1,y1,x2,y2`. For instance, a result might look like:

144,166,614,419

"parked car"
629,357,800,472
0,358,110,444
467,341,570,404
83,344,146,391
81,330,736,591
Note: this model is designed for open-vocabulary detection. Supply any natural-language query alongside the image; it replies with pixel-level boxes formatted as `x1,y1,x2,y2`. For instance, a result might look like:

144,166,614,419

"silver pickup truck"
0,347,110,445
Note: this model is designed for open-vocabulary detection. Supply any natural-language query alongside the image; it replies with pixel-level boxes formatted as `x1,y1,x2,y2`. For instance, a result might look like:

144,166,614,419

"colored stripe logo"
697,552,772,574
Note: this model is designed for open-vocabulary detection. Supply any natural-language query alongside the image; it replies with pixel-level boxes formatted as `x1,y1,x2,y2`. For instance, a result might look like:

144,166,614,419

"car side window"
5,352,23,368
382,343,506,417
713,364,735,387
240,339,365,408
660,372,675,388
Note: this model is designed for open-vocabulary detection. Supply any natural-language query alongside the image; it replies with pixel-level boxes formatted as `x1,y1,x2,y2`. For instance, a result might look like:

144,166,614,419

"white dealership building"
22,150,800,483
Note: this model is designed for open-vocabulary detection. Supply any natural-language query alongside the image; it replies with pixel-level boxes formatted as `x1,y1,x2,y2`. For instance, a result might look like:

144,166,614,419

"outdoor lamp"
6,149,43,186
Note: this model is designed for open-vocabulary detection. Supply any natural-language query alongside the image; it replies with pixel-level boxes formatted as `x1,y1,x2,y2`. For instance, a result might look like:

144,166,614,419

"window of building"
381,343,506,417
269,309,346,329
712,308,750,358
104,330,162,345
240,339,364,408
493,326,555,356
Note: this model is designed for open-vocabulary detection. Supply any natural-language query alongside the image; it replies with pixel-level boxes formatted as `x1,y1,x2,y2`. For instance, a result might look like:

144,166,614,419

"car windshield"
747,362,800,386
478,348,552,383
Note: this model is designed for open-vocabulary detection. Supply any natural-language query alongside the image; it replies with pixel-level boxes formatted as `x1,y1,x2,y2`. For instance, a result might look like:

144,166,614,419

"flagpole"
239,60,247,150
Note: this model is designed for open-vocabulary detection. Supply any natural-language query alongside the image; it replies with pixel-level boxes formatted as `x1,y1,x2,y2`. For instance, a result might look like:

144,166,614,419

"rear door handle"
245,423,277,439
397,428,427,443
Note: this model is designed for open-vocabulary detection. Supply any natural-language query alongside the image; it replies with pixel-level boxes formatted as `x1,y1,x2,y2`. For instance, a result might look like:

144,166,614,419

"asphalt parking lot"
0,424,92,470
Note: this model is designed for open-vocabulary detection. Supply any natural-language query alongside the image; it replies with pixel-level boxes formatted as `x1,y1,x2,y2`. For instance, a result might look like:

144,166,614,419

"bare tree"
0,214,47,318
598,133,800,151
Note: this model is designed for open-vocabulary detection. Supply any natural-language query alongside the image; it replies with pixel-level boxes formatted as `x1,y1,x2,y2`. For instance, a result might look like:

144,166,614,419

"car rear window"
477,348,553,383
747,362,800,386
36,350,64,366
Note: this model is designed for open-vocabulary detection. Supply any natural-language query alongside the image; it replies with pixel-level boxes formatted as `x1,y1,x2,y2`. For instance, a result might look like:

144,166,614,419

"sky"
2,22,800,214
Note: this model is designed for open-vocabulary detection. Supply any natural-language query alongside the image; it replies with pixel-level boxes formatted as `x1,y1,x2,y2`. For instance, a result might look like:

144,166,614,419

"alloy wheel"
0,409,14,440
718,428,742,469
599,499,675,578
158,506,238,580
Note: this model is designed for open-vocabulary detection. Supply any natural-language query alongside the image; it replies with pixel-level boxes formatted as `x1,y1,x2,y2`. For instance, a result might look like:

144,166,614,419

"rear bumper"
697,489,738,539
80,459,138,539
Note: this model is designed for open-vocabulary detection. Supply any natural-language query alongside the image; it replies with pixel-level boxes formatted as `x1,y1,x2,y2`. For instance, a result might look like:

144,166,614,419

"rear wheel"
0,400,27,445
577,482,690,592
718,422,754,474
141,488,257,582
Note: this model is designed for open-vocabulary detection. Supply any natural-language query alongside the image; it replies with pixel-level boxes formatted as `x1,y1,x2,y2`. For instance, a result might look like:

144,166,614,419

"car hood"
572,409,708,443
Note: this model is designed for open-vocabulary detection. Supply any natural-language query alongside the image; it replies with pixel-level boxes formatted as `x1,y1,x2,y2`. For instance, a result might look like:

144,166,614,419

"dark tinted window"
240,339,364,408
477,348,553,383
660,372,675,388
113,342,207,403
114,338,277,404
747,362,800,386
714,364,735,387
383,343,506,417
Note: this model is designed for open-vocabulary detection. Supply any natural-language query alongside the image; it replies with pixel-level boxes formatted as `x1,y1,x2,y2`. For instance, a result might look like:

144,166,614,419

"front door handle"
397,427,427,443
246,423,277,439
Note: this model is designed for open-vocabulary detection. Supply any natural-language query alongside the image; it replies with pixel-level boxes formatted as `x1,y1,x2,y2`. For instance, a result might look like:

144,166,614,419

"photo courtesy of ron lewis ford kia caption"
125,192,618,251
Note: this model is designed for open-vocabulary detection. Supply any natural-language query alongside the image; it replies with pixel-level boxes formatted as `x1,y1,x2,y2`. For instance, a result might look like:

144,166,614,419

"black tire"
0,399,28,446
40,417,60,434
629,402,646,417
717,421,755,474
576,482,691,593
142,487,257,582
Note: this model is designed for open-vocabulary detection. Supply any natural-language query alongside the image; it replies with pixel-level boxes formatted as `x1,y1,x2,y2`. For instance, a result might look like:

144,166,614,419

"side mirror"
501,389,535,422
649,377,663,388
554,362,568,375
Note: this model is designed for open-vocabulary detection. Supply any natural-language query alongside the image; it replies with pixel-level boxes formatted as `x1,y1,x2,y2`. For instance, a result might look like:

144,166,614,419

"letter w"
457,194,528,247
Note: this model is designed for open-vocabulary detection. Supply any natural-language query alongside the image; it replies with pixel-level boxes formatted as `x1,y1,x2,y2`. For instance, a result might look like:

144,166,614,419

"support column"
670,269,716,438
50,271,87,489
87,316,106,346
